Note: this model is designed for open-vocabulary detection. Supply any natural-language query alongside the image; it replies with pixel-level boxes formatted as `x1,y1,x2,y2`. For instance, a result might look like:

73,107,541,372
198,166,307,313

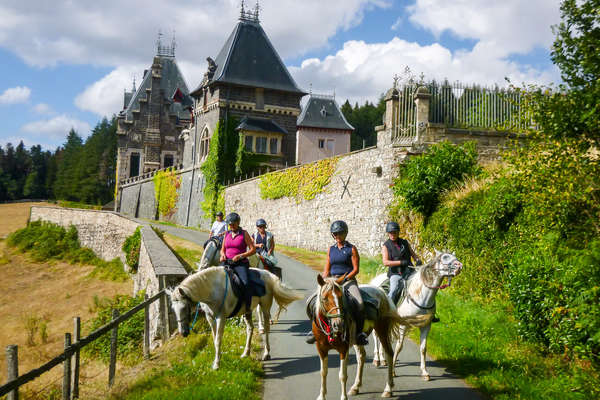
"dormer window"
320,106,327,117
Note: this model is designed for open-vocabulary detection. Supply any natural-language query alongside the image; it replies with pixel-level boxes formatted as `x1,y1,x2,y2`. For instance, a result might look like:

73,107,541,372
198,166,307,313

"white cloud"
407,0,561,55
290,37,559,106
32,103,54,115
0,0,389,68
0,86,31,104
391,17,402,31
21,115,91,140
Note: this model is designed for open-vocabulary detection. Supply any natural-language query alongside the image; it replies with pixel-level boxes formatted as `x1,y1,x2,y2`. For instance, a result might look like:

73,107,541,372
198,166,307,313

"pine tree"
54,129,83,200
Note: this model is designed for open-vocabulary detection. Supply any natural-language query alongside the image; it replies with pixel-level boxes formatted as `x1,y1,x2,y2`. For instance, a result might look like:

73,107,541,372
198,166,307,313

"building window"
318,139,325,149
256,137,267,153
245,135,253,151
255,88,264,110
269,138,278,154
129,153,140,177
163,154,174,168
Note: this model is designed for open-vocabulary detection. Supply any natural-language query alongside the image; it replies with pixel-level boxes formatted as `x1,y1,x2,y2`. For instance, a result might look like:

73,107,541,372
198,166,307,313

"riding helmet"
256,218,267,227
385,221,400,233
225,212,240,225
216,211,223,217
330,220,348,234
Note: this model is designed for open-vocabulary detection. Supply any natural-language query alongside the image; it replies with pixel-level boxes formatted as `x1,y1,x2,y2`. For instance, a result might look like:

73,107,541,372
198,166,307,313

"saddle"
379,277,407,306
207,236,223,249
223,264,266,318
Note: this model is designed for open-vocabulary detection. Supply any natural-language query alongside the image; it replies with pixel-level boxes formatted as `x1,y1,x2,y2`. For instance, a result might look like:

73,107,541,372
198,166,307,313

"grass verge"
158,231,204,273
105,320,263,400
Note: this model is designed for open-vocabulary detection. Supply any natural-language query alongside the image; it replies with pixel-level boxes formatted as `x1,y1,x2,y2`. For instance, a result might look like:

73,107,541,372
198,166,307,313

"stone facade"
116,47,191,184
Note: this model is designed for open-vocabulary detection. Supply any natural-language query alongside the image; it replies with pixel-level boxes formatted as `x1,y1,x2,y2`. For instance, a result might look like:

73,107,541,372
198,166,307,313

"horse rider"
306,220,369,346
252,218,275,267
382,221,421,303
220,212,256,309
382,222,438,322
204,211,227,248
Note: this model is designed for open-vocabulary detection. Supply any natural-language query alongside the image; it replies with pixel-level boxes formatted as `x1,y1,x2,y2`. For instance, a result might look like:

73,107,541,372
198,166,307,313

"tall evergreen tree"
53,129,83,201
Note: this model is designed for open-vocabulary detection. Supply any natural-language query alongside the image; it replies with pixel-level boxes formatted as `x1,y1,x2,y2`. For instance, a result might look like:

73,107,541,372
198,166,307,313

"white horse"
166,266,303,369
196,238,269,331
371,251,463,380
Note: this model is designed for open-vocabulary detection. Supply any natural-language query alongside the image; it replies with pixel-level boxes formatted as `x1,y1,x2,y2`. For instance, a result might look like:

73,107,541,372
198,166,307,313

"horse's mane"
178,266,224,300
406,254,440,290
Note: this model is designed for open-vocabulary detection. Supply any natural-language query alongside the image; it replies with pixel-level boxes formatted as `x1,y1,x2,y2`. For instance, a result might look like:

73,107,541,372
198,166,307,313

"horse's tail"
266,273,304,321
377,296,406,357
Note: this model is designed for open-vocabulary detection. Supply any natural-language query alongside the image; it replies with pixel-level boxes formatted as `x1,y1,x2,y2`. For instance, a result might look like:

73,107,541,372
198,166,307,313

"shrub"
83,292,145,363
122,226,142,271
393,141,480,216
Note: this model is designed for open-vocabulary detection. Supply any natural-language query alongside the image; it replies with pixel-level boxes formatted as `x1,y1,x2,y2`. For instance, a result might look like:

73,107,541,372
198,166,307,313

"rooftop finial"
240,0,259,22
156,29,176,57
132,74,136,92
393,74,399,89
309,83,313,95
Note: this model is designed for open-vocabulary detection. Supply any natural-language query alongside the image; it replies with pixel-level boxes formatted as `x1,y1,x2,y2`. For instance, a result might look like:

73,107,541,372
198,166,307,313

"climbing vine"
259,157,338,201
122,226,142,272
153,168,181,219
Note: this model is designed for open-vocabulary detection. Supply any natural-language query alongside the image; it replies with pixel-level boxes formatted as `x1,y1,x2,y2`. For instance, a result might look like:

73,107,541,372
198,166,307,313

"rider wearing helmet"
252,218,276,268
382,221,421,304
307,220,368,345
220,212,256,310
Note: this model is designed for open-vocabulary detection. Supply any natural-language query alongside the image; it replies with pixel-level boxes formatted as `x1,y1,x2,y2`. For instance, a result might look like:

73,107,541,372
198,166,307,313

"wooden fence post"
71,317,80,399
144,294,150,359
5,345,18,400
108,310,119,388
62,334,71,400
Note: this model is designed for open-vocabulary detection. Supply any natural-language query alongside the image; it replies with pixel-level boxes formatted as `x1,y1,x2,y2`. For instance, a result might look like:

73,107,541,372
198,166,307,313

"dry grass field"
0,202,132,397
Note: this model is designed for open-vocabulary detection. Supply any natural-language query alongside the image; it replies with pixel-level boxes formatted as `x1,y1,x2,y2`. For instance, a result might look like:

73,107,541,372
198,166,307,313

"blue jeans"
388,274,405,304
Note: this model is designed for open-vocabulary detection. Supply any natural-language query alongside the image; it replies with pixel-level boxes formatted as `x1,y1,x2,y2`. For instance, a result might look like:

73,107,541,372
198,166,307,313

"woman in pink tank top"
220,212,256,310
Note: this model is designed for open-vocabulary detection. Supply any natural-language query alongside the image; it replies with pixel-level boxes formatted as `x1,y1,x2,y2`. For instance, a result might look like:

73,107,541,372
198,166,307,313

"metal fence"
392,85,418,144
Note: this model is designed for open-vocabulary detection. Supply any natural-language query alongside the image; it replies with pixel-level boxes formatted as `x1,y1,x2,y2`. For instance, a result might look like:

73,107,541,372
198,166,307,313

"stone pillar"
379,87,399,148
414,86,431,144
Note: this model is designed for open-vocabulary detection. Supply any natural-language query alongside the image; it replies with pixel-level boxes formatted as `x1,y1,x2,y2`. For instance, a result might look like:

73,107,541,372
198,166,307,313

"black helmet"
225,212,240,225
330,220,348,234
256,218,267,227
386,221,400,233
216,211,223,217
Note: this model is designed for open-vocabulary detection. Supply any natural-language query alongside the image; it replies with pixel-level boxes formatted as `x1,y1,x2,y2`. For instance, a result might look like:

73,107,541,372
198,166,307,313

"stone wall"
29,206,189,350
225,143,409,256
29,206,139,263
117,166,210,229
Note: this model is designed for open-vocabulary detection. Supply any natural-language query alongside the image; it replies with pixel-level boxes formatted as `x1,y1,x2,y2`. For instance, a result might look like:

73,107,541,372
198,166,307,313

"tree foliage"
340,97,385,151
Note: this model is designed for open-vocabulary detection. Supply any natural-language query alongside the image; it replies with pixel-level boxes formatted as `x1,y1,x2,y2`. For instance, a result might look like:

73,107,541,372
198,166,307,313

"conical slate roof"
194,18,305,95
124,55,190,121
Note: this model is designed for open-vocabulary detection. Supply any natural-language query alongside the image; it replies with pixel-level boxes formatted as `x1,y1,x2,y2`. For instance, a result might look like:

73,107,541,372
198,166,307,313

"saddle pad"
224,267,266,318
358,288,381,309
248,269,266,297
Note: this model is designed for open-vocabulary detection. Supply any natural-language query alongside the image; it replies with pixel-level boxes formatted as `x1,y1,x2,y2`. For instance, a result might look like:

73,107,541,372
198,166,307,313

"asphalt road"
156,224,483,400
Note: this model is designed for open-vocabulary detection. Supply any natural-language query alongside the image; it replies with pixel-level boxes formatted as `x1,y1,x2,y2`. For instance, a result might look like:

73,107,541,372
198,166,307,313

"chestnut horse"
312,274,405,400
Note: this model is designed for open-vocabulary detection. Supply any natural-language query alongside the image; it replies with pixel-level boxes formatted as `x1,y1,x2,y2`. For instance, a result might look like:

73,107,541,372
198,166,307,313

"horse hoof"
381,391,392,398
212,363,219,370
373,360,380,367
381,360,387,367
241,352,249,358
349,387,359,395
262,354,271,361
259,329,265,334
393,370,398,378
422,374,430,381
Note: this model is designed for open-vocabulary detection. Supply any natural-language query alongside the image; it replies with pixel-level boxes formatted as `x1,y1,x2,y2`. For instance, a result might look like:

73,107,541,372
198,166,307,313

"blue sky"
0,0,561,150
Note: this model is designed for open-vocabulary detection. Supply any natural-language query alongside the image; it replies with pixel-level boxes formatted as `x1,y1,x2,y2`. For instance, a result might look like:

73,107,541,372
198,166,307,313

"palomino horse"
312,274,405,399
371,251,463,380
166,266,303,369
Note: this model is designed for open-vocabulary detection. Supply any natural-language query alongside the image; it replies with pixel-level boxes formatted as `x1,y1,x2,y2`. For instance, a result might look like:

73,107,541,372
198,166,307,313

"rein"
315,284,345,344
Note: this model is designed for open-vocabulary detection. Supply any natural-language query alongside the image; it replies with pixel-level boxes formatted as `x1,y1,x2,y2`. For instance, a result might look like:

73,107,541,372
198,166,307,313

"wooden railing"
1,290,167,399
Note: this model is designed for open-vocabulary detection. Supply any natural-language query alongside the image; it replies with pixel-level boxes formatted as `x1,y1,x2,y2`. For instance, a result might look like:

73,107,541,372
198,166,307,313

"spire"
156,29,175,57
132,75,136,92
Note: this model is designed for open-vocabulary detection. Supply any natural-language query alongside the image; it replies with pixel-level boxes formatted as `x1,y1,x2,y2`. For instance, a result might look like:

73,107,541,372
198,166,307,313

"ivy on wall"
235,137,280,176
200,117,240,219
153,168,181,219
258,157,338,201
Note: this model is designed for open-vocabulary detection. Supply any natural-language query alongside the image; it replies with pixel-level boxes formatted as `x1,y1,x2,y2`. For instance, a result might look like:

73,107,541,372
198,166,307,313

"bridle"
422,253,462,290
315,283,345,343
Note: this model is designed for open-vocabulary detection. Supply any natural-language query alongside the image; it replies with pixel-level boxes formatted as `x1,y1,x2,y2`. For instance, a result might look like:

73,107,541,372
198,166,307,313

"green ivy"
236,136,280,176
122,226,142,272
200,117,240,219
153,168,181,219
258,157,338,201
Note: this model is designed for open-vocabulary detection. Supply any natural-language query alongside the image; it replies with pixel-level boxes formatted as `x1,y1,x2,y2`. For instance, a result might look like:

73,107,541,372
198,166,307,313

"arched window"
198,127,210,163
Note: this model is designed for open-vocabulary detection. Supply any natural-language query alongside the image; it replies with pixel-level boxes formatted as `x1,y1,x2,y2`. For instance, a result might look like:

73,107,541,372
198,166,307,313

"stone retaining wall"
225,144,410,256
29,206,188,350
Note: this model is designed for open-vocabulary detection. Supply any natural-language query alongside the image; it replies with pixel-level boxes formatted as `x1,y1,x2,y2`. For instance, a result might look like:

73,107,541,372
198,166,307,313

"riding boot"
432,315,440,323
305,331,316,344
355,315,368,345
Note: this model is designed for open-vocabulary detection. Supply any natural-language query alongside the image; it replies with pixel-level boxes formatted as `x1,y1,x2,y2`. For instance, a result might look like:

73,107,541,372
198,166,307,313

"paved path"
158,225,483,400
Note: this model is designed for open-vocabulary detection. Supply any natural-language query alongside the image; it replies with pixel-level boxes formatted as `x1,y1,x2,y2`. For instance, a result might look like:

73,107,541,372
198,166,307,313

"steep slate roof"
236,116,288,135
193,19,305,95
297,95,354,130
123,56,191,121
